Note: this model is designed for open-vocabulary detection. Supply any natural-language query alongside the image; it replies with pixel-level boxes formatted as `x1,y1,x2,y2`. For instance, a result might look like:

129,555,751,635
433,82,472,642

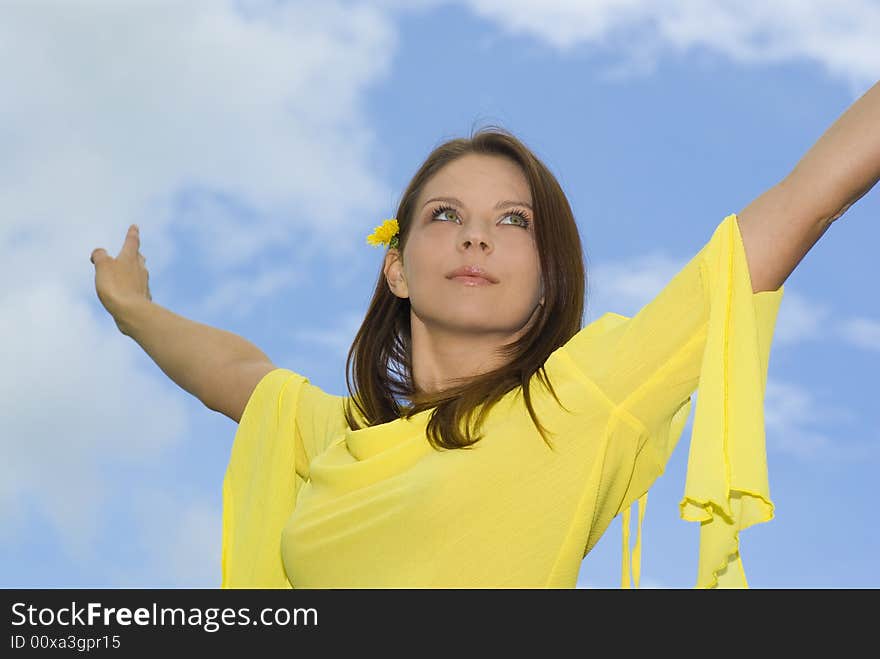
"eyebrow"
422,196,533,211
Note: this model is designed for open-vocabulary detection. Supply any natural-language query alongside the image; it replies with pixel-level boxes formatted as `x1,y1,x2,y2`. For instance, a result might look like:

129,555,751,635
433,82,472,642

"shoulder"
230,364,303,424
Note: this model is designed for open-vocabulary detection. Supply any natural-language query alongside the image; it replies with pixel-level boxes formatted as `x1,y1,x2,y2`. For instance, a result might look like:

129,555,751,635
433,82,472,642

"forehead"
420,154,531,204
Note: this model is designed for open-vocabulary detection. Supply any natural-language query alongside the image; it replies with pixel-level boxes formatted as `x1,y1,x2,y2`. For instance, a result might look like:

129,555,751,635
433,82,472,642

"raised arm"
736,79,880,293
117,299,276,423
91,225,275,424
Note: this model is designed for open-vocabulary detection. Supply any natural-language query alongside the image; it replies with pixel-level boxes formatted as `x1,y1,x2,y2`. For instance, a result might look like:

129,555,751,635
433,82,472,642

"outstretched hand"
90,224,153,330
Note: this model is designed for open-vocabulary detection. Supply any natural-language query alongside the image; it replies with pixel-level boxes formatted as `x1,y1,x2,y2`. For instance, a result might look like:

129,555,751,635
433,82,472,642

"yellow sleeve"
562,213,784,588
295,375,348,479
220,368,344,588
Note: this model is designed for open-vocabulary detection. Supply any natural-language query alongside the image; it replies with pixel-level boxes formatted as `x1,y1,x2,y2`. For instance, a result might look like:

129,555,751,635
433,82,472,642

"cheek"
402,242,439,289
518,250,542,286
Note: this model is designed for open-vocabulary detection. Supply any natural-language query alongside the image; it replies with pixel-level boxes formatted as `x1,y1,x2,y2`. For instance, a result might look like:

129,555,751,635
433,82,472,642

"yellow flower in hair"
366,218,400,249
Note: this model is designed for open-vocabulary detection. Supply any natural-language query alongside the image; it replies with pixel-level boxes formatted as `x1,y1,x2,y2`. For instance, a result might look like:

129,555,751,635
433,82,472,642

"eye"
431,204,459,223
430,204,532,229
502,209,532,229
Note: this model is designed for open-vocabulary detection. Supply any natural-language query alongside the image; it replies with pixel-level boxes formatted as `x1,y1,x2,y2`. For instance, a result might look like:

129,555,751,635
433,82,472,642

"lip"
446,265,498,284
450,275,493,286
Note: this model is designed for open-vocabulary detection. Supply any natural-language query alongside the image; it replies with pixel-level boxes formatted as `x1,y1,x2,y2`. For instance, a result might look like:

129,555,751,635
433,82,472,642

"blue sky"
2,0,878,588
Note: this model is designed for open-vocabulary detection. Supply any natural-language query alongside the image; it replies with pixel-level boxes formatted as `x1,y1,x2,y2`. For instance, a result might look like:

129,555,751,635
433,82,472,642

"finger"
120,224,140,258
90,248,108,265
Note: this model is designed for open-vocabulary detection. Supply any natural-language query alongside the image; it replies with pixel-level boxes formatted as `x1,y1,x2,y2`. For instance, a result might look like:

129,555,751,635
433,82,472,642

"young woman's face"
385,153,544,339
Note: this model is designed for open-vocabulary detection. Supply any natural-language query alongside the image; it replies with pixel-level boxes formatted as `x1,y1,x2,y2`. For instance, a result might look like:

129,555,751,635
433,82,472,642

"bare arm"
116,299,275,422
737,78,880,293
91,225,276,423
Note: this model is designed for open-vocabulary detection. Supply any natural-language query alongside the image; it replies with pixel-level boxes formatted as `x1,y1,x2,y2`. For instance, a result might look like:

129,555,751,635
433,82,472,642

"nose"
460,226,492,252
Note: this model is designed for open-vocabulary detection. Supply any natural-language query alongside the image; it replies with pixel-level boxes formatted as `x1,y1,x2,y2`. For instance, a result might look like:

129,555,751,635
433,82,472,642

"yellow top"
220,213,784,589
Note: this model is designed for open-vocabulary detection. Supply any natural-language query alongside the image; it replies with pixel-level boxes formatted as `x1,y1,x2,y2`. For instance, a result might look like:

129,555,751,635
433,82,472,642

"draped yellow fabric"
679,213,783,588
621,492,647,589
219,212,783,589
614,213,784,588
221,369,305,588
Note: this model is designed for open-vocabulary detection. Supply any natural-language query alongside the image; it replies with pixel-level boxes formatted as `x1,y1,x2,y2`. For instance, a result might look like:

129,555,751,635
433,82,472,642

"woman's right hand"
90,224,153,332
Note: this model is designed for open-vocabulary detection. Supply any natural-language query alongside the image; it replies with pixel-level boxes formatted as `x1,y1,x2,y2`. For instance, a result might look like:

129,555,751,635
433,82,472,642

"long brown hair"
343,125,588,452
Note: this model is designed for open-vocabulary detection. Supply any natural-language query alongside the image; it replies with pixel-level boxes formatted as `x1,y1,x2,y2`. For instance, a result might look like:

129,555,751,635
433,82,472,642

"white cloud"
4,0,875,588
0,0,398,297
837,316,880,352
772,288,832,346
590,246,875,356
289,310,367,361
86,486,223,588
0,281,189,559
193,265,304,320
0,0,399,579
458,0,880,92
763,378,877,462
586,251,686,321
586,249,876,464
770,298,880,352
124,487,222,588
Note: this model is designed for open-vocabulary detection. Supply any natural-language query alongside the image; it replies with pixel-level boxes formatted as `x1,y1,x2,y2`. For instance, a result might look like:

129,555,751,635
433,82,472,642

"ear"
383,248,409,299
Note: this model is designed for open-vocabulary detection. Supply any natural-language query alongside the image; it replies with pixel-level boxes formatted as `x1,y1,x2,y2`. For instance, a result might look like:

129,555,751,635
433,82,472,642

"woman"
90,80,880,588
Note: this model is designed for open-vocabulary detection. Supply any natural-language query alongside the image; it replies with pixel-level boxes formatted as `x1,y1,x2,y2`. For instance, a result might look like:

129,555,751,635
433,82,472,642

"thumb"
90,248,108,265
